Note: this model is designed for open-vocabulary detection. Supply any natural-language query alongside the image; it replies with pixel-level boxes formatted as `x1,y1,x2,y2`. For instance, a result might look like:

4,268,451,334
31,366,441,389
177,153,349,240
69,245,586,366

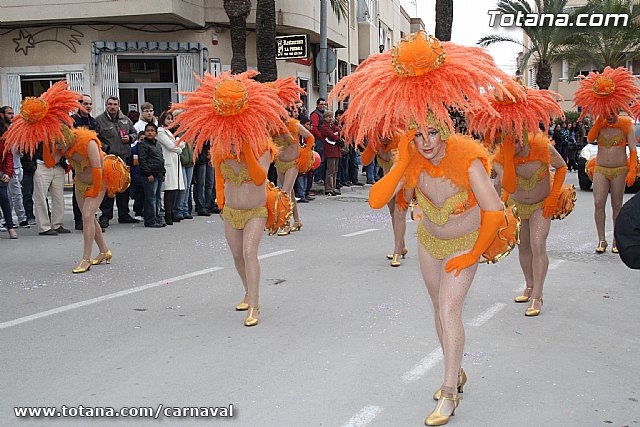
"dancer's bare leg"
517,219,534,297
392,204,407,254
609,173,626,248
418,242,444,349
282,167,300,223
77,187,108,261
224,221,248,296
593,173,611,243
242,217,267,307
528,209,551,308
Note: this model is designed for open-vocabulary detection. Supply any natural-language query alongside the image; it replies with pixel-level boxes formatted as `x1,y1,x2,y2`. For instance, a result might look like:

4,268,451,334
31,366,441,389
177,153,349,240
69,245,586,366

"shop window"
20,75,65,98
118,58,176,83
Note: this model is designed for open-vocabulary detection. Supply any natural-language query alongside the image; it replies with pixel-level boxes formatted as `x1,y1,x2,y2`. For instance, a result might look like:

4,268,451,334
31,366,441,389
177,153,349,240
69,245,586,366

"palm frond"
329,0,349,23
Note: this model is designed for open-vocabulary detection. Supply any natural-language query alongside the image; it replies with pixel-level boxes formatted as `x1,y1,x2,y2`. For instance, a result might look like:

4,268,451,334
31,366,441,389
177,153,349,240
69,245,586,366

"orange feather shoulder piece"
405,133,490,191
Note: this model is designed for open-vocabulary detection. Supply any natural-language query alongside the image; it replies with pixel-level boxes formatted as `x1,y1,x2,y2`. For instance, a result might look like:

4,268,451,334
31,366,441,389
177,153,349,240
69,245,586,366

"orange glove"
369,130,414,209
84,167,103,198
445,210,504,277
361,144,376,167
241,141,267,186
543,166,566,218
42,146,56,168
214,161,225,210
395,189,409,212
626,151,638,187
501,135,517,194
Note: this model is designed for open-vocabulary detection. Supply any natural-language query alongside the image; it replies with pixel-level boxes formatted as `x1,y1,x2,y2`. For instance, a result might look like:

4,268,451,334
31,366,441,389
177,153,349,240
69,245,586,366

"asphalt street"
1,172,639,427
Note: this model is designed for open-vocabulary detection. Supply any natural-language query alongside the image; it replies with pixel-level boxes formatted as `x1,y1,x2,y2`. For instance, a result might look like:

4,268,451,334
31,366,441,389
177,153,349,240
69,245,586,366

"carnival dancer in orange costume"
267,78,315,236
360,134,409,266
574,66,639,253
331,31,517,425
172,71,290,327
3,81,129,273
471,80,567,317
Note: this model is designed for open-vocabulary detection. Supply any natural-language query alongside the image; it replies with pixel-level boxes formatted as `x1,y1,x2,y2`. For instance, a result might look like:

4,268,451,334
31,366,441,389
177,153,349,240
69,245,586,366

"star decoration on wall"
13,30,35,55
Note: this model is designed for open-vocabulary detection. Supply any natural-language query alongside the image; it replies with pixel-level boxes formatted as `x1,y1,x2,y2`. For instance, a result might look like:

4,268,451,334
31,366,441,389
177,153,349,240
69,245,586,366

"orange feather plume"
330,31,517,148
267,77,305,109
3,80,82,156
573,66,640,120
631,99,640,121
171,71,288,160
468,79,564,144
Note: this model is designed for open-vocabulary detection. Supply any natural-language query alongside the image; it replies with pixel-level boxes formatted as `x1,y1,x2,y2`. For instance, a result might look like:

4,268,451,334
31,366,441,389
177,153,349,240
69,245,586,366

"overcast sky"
405,0,523,74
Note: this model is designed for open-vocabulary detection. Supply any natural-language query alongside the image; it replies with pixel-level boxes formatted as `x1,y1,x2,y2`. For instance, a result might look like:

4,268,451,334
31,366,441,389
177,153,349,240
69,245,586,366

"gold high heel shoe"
90,250,112,265
525,298,543,317
425,392,461,426
277,225,291,236
433,368,467,400
72,259,92,274
244,305,260,327
386,247,408,260
236,294,249,311
290,221,303,232
514,287,533,303
611,242,619,254
595,240,608,253
390,253,402,267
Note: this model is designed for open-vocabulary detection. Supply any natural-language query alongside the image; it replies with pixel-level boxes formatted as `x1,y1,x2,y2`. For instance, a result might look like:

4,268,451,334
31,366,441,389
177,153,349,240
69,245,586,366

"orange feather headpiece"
171,70,288,160
2,80,83,156
630,99,640,121
265,77,305,109
573,66,640,120
468,78,564,144
329,30,518,148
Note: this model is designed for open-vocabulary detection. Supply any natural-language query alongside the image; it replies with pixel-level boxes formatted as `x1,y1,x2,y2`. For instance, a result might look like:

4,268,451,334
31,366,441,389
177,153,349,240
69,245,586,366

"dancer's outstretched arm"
369,132,413,209
241,141,267,185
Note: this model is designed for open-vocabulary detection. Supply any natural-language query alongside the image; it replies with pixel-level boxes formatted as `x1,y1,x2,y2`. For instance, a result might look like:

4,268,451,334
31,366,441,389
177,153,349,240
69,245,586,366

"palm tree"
330,0,349,22
566,0,640,73
478,0,572,89
435,0,453,41
256,0,277,82
223,0,251,74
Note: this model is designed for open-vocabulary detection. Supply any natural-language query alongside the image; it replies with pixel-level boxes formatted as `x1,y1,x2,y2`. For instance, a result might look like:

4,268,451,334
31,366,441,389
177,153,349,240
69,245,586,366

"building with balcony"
0,0,419,116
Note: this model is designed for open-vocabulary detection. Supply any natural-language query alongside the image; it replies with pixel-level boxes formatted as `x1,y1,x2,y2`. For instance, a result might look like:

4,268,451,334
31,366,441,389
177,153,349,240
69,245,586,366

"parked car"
577,124,640,193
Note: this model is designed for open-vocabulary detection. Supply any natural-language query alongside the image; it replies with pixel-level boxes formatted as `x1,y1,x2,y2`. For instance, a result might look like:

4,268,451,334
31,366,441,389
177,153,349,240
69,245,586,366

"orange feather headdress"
2,81,82,156
468,78,564,144
171,70,288,160
265,77,305,109
573,66,640,120
329,30,518,148
630,99,640,121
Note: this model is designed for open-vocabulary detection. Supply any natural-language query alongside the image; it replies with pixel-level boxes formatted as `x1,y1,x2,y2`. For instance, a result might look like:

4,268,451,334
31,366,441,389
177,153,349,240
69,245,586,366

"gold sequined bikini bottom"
221,205,268,230
594,165,628,181
275,159,298,174
507,197,543,220
417,222,478,260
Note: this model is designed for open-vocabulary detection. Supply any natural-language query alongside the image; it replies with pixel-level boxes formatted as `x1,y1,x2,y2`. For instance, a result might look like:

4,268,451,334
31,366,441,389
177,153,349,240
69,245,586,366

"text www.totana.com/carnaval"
13,404,234,419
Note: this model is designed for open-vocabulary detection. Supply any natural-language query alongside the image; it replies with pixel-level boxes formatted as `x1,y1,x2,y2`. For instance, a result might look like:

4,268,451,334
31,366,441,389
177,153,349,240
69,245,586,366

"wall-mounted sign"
276,34,308,60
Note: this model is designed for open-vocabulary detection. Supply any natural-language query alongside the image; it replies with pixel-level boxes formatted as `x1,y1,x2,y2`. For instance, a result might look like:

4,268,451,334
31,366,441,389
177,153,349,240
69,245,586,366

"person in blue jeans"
177,140,195,218
137,123,165,227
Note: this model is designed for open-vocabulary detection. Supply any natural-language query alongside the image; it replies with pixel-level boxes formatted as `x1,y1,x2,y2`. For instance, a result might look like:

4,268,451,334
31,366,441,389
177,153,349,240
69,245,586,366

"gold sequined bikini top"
220,162,253,186
416,187,477,226
598,133,626,149
67,156,91,173
376,154,394,172
273,133,295,148
516,162,548,191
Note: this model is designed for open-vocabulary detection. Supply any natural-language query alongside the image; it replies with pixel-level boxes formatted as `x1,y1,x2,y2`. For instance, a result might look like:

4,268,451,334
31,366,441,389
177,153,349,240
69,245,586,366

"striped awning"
92,41,208,71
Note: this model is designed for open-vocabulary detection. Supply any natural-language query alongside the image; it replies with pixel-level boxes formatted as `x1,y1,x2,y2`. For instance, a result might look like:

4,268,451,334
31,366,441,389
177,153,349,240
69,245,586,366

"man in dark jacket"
95,96,138,227
137,123,165,227
71,94,101,230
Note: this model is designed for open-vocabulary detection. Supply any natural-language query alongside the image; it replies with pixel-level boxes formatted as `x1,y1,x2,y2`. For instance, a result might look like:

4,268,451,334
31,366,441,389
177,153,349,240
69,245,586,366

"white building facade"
0,0,419,115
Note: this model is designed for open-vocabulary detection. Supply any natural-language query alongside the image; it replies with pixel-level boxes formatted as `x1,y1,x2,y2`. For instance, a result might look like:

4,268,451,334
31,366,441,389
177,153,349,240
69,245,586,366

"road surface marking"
468,303,507,327
343,229,378,237
0,267,224,330
342,406,383,427
401,348,443,383
258,249,295,259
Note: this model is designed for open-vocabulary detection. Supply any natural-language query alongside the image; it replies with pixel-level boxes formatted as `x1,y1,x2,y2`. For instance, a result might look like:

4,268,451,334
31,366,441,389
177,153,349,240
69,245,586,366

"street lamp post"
319,0,329,99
